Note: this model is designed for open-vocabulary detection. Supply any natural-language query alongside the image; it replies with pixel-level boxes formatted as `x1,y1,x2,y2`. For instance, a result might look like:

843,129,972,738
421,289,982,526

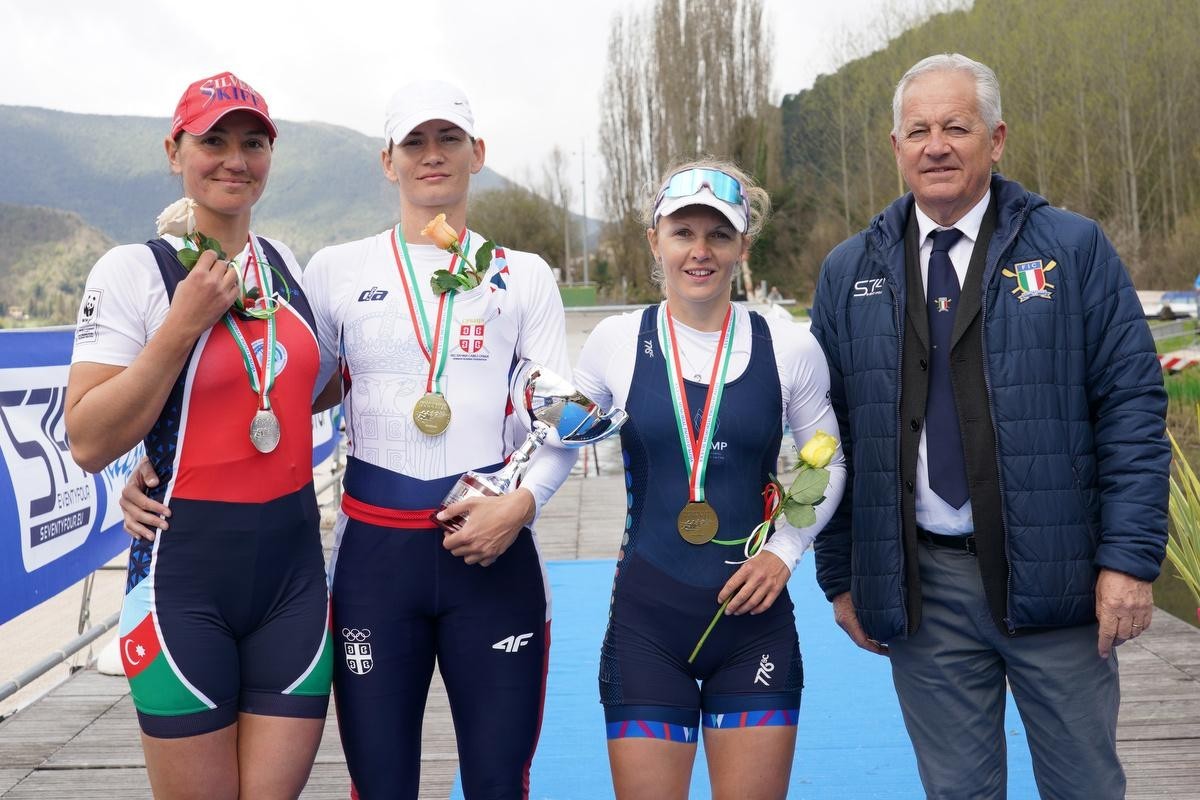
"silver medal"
249,408,281,453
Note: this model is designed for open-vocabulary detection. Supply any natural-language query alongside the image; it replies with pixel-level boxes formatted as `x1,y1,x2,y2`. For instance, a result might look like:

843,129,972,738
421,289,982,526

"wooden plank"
1,768,151,799
4,460,1200,800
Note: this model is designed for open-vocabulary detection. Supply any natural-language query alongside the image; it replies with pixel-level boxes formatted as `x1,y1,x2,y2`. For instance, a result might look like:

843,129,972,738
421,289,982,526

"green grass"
1165,369,1200,406
1155,331,1200,354
559,286,598,307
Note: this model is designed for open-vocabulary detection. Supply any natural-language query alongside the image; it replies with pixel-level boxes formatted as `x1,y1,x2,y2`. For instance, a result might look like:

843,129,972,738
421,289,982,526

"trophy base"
435,472,504,533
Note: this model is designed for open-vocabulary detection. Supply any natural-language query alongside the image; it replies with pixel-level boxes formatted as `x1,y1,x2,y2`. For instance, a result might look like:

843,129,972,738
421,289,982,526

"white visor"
653,187,748,233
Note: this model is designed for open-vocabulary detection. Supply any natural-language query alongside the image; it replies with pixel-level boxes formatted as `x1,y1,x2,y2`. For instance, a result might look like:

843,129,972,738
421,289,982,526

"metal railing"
0,433,346,711
0,611,119,704
1150,318,1196,343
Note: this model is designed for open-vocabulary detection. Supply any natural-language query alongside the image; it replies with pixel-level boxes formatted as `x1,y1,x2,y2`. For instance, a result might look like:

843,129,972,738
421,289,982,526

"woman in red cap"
66,72,334,799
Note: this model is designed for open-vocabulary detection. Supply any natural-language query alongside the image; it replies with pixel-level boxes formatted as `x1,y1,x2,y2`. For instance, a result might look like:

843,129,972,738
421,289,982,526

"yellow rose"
155,197,197,238
799,430,838,469
421,213,460,251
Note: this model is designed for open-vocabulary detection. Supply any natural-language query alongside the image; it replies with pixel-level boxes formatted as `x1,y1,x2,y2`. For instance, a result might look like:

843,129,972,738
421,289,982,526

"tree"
541,146,575,283
597,0,774,301
468,186,565,279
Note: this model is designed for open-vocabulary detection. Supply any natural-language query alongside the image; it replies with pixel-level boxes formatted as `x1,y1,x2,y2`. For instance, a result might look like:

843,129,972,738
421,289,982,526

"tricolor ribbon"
189,233,278,413
392,225,470,396
657,303,736,505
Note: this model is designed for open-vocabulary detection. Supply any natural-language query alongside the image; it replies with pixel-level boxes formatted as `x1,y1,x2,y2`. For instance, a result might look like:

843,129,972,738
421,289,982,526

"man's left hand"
718,551,791,616
438,488,536,567
1095,568,1154,658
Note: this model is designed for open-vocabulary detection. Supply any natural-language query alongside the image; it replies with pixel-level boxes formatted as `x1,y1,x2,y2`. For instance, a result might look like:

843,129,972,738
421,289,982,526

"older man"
810,53,1168,799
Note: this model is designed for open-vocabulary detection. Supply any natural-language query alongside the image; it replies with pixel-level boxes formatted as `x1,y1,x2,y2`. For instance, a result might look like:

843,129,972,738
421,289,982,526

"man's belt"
916,527,977,556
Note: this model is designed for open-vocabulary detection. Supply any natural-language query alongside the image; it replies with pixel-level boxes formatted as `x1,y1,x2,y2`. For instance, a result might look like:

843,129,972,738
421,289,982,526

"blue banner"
0,327,340,624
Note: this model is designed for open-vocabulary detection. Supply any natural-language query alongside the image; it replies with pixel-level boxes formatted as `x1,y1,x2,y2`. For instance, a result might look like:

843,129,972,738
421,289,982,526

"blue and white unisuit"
303,228,575,799
572,302,846,742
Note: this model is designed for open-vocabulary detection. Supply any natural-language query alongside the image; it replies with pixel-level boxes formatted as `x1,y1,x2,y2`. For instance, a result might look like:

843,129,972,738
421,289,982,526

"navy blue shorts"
330,496,549,799
600,554,802,741
119,485,333,738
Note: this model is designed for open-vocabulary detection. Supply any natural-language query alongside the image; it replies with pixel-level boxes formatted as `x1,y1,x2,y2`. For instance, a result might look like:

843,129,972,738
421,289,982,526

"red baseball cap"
170,71,277,141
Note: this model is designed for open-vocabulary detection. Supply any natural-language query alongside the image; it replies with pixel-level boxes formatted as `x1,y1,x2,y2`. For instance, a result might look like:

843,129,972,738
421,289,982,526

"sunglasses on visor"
659,168,747,206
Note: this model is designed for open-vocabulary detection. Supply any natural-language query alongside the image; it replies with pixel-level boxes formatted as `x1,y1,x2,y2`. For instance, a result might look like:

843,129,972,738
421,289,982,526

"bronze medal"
677,501,719,545
249,408,281,453
413,392,452,436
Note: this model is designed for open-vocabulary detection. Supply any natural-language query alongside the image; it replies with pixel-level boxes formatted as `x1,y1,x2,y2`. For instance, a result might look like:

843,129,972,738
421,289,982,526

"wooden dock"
1,449,1197,798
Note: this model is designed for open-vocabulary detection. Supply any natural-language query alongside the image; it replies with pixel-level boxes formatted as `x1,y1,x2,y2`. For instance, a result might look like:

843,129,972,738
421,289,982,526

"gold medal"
413,392,452,436
677,501,719,545
249,408,281,453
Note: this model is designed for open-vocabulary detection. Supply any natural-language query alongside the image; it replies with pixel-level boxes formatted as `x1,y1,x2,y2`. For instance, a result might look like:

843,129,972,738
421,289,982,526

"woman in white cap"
299,79,574,798
572,158,846,799
66,72,334,799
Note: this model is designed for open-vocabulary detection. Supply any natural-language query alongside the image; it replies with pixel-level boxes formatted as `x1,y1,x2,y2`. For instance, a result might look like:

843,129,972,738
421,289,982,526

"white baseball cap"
384,79,475,144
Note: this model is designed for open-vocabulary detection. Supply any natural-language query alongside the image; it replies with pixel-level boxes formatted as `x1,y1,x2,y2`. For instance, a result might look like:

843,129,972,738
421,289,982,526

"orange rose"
421,213,460,251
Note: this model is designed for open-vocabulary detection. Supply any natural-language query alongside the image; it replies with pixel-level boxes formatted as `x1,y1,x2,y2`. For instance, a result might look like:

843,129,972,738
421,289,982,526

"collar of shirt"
915,190,991,294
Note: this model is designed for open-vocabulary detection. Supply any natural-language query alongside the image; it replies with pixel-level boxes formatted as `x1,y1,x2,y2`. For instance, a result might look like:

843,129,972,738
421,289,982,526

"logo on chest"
251,338,288,378
1003,259,1057,303
450,316,491,362
853,278,886,298
356,286,389,302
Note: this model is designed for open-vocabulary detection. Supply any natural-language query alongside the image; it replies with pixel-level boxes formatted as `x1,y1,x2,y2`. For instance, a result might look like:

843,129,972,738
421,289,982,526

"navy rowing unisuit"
600,307,803,741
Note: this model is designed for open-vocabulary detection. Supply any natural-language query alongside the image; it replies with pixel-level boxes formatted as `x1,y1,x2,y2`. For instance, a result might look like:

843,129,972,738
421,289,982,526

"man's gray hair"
892,53,1002,135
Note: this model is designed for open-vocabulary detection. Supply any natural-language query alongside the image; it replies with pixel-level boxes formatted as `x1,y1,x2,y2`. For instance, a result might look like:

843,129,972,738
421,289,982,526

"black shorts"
118,485,332,738
600,553,802,740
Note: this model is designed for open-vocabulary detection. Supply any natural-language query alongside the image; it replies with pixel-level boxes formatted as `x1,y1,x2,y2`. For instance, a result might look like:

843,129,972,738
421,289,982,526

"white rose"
155,197,197,238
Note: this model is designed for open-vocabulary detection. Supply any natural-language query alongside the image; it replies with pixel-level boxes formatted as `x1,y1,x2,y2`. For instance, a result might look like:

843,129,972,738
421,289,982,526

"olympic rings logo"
342,627,372,642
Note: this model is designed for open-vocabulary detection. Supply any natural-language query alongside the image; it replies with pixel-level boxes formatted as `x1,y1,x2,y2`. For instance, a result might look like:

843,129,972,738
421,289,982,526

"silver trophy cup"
436,360,628,531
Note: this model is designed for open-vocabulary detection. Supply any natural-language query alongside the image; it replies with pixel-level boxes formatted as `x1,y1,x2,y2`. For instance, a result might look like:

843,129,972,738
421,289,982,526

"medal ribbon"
657,303,736,504
391,225,470,395
224,312,276,411
179,233,278,412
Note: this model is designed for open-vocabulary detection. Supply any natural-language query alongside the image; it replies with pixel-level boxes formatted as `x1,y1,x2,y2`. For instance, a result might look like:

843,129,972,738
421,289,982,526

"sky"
2,0,940,215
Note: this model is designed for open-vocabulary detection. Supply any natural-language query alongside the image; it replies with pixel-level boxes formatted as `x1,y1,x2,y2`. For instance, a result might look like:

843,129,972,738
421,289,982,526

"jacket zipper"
892,274,908,636
869,224,909,638
980,201,1031,634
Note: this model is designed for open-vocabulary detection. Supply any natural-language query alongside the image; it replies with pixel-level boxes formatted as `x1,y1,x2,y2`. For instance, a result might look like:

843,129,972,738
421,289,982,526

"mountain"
0,105,511,262
0,203,114,325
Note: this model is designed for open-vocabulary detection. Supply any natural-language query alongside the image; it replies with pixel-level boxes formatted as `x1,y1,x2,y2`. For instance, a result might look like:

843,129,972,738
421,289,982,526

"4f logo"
342,627,373,675
493,632,534,653
853,278,886,298
754,653,775,686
